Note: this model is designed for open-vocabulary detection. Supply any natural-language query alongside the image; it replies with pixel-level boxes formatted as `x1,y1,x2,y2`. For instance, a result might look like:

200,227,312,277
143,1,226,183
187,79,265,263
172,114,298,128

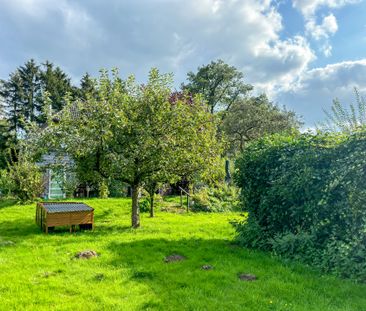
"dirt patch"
164,254,186,263
238,273,257,281
75,250,99,259
201,265,214,270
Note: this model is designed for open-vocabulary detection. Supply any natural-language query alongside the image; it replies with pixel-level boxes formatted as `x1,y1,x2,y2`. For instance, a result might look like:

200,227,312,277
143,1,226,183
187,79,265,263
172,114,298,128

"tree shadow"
0,218,39,239
0,199,18,210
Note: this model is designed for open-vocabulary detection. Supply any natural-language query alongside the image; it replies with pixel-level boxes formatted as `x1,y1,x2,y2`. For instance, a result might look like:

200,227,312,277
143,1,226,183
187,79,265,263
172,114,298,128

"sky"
0,0,366,127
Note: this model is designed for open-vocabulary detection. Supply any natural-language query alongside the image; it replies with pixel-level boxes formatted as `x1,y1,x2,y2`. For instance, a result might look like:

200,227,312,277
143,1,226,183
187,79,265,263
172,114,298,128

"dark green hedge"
234,131,366,282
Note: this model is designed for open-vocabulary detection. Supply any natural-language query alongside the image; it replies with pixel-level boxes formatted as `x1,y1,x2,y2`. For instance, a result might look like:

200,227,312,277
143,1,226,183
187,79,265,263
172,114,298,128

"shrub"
0,158,44,202
234,130,366,282
271,231,318,263
98,179,110,199
139,198,150,213
0,169,14,198
191,183,240,212
139,191,163,213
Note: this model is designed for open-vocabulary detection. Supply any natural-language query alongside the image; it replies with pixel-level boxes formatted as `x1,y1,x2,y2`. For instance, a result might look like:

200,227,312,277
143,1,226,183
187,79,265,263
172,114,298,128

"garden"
0,59,366,310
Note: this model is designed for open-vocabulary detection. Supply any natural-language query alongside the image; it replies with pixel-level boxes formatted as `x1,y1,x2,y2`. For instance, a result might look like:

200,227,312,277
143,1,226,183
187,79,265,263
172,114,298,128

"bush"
191,183,240,212
234,130,366,282
271,231,318,263
98,179,110,199
139,191,163,213
0,158,44,202
0,169,14,197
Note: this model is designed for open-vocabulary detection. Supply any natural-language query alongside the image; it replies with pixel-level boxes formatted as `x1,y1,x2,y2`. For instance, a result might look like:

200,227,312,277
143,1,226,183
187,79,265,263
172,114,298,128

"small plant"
98,179,109,199
191,183,240,212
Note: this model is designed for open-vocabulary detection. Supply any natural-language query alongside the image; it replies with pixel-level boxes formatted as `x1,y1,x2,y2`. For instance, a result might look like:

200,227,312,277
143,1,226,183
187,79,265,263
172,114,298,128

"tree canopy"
222,94,301,155
41,68,221,227
183,59,253,114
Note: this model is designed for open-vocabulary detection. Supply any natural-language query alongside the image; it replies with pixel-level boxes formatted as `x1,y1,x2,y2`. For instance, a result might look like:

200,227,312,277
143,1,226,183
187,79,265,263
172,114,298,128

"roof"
41,202,93,213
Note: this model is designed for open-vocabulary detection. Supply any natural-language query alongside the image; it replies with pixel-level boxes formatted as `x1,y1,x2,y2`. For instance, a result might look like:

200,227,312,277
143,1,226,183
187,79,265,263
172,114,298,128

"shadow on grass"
0,216,132,241
0,199,18,210
0,218,40,238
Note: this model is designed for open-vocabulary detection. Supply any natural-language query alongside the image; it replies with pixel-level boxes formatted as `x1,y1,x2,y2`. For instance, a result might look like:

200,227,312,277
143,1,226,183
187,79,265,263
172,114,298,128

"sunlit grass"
0,198,365,310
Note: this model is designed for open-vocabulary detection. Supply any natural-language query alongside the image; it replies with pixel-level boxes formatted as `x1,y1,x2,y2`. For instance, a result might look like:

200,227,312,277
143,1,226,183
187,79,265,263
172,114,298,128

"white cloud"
306,14,338,40
305,13,338,57
277,59,366,126
292,0,358,56
0,0,314,90
292,0,359,18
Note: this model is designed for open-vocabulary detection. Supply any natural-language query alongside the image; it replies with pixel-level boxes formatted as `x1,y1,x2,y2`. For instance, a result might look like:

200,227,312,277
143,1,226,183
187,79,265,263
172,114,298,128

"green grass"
0,198,365,311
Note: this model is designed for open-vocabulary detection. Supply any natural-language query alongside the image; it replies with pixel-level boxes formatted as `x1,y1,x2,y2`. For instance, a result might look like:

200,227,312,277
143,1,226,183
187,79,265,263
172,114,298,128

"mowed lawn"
0,199,365,311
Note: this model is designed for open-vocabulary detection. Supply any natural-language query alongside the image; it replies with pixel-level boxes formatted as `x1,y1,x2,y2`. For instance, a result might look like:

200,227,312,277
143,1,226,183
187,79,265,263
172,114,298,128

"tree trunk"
131,185,140,228
150,194,154,218
225,159,231,184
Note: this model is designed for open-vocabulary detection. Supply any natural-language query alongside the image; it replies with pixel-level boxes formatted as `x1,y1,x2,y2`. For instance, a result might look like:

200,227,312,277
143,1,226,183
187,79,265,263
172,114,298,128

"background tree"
0,71,24,140
77,73,97,101
183,59,253,114
222,94,301,155
0,120,11,169
17,59,42,124
0,59,75,133
321,87,366,132
39,61,74,117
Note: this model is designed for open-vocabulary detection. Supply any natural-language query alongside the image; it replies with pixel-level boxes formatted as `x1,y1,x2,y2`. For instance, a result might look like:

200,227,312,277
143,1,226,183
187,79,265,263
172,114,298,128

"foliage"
0,59,75,136
234,130,366,281
38,61,74,120
98,179,110,199
108,179,128,197
0,152,44,202
59,172,79,198
222,94,301,155
321,87,366,132
0,198,365,310
0,169,14,197
41,68,221,227
0,120,13,169
191,183,240,212
183,59,252,113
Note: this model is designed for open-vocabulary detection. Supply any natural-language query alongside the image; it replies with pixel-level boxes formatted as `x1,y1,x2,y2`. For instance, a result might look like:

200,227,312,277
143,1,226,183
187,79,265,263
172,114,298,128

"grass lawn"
0,198,365,311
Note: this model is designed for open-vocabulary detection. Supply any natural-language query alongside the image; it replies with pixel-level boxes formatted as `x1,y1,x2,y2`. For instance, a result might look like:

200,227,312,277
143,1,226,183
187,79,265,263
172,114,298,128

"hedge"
234,130,366,282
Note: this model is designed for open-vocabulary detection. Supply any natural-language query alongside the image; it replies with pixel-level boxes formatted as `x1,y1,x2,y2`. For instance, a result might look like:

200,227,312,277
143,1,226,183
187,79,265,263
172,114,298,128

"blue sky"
0,0,365,127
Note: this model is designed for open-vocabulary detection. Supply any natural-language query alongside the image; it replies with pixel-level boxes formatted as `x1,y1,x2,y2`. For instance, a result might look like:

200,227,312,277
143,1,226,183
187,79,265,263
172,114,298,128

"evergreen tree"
40,61,74,113
38,61,75,124
17,59,42,124
0,59,75,133
78,73,97,101
0,72,24,136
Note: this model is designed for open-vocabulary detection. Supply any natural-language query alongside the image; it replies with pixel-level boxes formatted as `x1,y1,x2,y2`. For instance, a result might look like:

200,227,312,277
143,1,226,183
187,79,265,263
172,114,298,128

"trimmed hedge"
234,131,366,282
